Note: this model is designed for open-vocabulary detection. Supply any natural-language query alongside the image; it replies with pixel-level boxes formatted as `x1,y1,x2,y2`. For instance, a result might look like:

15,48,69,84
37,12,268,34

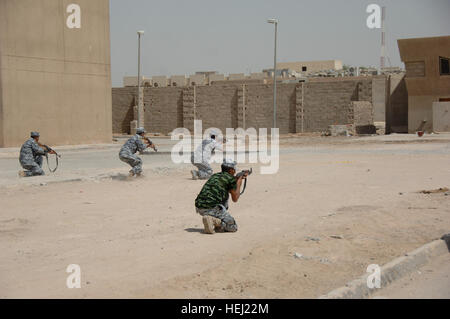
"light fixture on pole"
137,30,144,128
267,18,278,129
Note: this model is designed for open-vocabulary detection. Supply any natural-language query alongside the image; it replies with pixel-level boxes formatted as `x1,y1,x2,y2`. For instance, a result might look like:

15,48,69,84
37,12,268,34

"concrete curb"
319,235,450,299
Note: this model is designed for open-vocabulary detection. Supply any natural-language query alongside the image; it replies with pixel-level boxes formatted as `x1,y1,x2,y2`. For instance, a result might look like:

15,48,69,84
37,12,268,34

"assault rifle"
142,136,158,152
236,168,252,195
38,142,61,173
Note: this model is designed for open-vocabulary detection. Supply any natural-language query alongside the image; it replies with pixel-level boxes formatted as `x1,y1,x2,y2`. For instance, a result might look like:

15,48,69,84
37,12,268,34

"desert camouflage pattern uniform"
191,137,222,179
19,138,47,177
119,134,147,174
195,171,238,232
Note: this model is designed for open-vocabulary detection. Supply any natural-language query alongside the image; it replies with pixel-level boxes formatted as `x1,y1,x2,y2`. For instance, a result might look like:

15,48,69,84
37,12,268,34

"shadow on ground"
184,228,205,234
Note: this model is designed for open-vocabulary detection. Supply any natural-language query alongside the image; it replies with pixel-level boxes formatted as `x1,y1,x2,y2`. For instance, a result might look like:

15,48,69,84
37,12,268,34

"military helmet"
221,158,237,170
30,131,40,138
136,127,146,135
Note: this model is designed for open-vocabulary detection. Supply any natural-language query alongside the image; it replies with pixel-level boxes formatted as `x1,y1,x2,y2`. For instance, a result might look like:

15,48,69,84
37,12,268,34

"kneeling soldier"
195,159,248,234
19,131,55,177
119,127,149,177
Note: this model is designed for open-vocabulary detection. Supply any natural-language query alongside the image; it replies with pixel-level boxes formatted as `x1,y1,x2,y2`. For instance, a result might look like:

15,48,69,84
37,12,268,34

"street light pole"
137,30,144,128
267,19,278,129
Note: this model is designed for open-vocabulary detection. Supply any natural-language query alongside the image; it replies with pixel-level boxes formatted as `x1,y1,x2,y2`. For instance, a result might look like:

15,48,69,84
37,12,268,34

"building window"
440,56,450,75
302,66,307,72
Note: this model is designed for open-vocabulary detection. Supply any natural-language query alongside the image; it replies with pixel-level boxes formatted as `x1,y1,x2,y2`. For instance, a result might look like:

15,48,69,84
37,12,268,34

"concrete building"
208,73,225,83
170,75,187,87
152,76,168,88
228,73,246,81
0,0,112,147
277,60,343,74
123,76,149,87
188,74,206,86
398,36,450,132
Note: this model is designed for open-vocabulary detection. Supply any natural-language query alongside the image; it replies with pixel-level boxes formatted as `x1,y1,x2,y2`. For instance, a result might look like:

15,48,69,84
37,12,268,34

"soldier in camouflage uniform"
18,131,55,177
191,133,223,180
119,127,149,177
195,158,249,234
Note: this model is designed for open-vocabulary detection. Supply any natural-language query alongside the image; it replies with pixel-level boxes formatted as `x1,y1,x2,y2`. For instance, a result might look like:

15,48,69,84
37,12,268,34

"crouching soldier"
18,131,55,177
195,159,249,234
119,127,149,177
191,133,223,180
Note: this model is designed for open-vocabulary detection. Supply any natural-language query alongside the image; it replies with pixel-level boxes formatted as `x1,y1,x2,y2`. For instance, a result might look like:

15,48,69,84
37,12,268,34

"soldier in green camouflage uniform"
195,159,249,234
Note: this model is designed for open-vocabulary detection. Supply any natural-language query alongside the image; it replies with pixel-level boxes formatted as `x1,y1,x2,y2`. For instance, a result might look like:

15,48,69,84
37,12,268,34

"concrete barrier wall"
112,78,376,135
0,0,112,147
387,74,409,133
432,102,450,132
372,76,387,122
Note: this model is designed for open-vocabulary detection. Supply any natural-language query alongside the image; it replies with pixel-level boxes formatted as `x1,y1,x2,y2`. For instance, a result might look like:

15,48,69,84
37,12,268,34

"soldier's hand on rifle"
49,150,57,155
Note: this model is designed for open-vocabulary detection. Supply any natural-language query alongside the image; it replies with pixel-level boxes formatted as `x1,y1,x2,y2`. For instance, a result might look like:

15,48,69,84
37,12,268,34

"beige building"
398,35,450,133
0,0,112,147
277,60,343,74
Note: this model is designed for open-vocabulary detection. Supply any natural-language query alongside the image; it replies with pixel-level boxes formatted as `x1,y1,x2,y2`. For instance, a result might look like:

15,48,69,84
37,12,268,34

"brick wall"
301,79,372,132
238,83,297,134
194,85,238,133
112,78,375,135
144,87,183,134
112,87,136,134
348,101,376,134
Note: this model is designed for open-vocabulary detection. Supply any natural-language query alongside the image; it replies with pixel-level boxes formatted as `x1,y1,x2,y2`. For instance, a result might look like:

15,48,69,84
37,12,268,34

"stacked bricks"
237,85,248,129
242,83,297,134
182,87,196,133
143,87,183,134
112,87,137,134
301,79,372,132
194,85,238,133
295,83,305,133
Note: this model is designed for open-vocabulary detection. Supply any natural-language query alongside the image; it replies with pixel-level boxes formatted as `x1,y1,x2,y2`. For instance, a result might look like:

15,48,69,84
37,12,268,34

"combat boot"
191,170,198,180
202,216,214,234
128,170,135,177
18,170,26,178
202,216,223,234
212,217,224,232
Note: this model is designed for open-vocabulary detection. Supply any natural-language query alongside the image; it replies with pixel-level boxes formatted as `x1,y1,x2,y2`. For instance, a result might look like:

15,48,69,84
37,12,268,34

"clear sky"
109,0,450,87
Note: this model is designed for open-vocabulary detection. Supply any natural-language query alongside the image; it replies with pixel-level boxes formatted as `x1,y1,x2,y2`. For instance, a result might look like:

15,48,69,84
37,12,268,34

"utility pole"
137,30,144,128
267,19,278,128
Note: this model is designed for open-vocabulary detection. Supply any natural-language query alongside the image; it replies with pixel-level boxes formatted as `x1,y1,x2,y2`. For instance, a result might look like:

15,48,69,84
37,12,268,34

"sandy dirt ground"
0,135,449,298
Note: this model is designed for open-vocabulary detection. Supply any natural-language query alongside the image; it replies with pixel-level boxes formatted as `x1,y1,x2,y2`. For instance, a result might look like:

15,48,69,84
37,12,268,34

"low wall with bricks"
112,77,374,135
143,87,183,134
112,87,136,134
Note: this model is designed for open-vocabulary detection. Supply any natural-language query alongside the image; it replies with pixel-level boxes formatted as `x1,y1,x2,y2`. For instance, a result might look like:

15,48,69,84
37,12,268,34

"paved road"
372,252,450,299
1,134,450,188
